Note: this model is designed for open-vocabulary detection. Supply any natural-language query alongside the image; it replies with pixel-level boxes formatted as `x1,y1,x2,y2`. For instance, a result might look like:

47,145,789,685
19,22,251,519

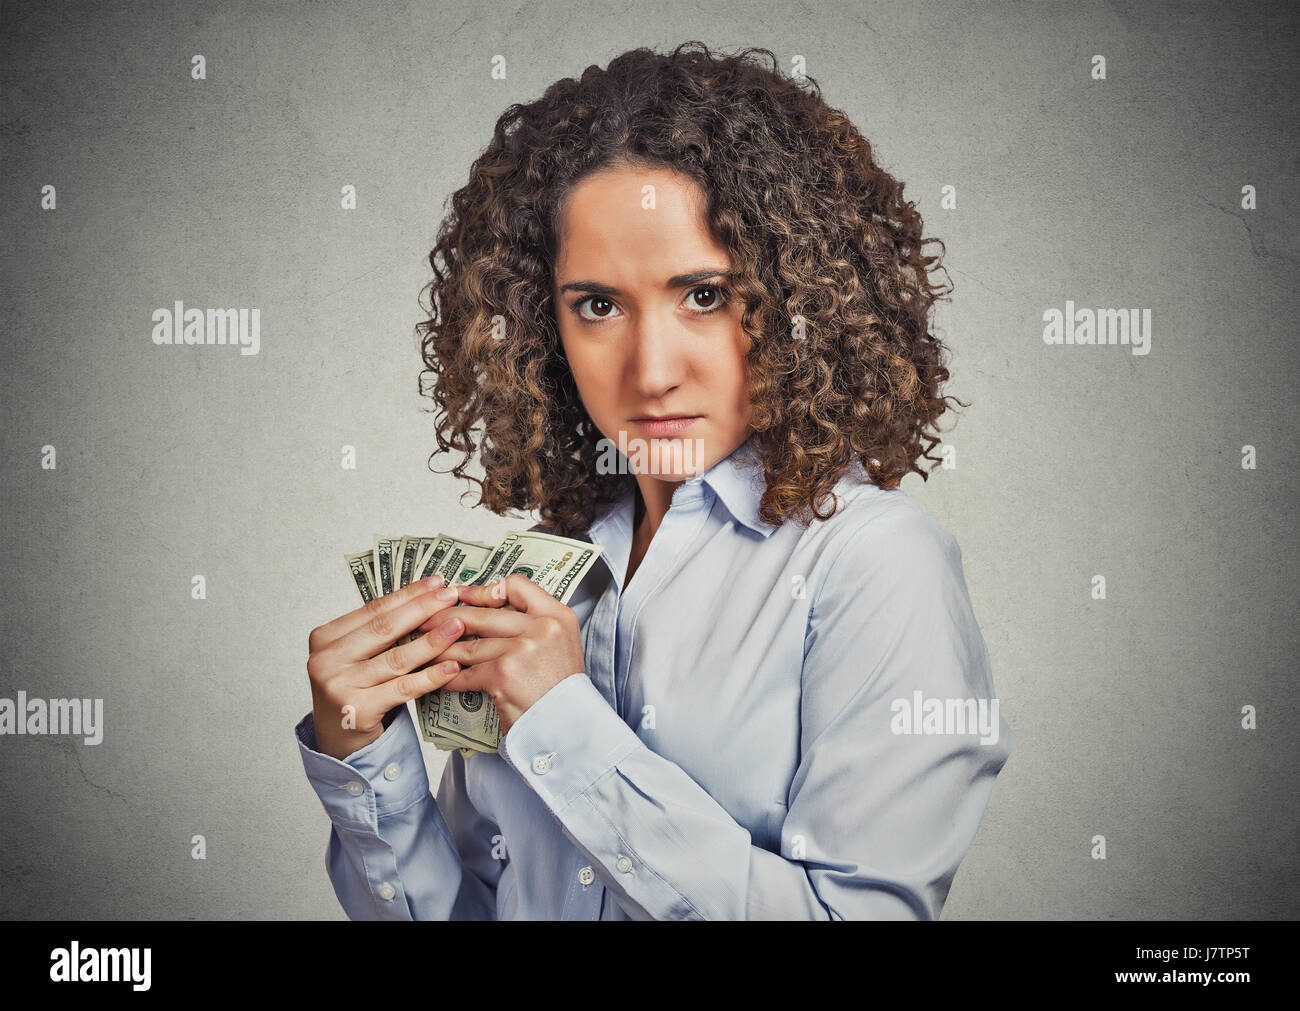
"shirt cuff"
499,672,645,814
295,704,432,829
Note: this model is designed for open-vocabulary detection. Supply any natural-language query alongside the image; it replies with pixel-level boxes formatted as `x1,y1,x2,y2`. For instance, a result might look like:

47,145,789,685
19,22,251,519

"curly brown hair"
417,41,961,537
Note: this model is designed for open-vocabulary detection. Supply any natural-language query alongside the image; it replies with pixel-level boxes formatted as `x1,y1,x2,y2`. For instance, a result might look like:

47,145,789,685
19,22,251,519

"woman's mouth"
629,416,702,436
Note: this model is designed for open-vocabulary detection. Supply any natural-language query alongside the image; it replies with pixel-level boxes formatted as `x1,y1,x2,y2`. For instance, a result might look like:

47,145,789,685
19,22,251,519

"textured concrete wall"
1,0,1296,919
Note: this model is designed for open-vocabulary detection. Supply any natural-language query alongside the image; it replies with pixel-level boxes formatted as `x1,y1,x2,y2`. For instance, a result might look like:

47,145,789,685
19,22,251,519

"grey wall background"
2,0,1296,920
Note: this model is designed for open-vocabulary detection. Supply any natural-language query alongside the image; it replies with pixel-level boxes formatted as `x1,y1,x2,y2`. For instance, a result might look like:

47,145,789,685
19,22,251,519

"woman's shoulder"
814,471,959,556
797,472,965,602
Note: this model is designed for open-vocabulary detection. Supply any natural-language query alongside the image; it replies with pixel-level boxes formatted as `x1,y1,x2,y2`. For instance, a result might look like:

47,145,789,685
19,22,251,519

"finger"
455,579,512,609
355,604,470,688
312,574,446,652
440,658,496,694
430,633,510,669
334,582,462,664
420,603,530,639
458,573,563,616
366,658,464,718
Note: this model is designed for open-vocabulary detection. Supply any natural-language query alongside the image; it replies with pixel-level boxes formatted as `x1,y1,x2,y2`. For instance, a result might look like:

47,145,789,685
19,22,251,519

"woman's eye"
577,296,617,321
691,285,722,309
571,286,728,324
687,286,726,313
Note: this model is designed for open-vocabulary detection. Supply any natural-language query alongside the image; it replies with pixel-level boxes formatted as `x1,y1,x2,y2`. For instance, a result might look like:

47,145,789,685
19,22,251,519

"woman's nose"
628,319,687,399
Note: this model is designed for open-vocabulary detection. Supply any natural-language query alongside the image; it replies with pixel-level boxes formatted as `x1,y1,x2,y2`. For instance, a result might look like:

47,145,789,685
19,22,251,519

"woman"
297,42,1012,920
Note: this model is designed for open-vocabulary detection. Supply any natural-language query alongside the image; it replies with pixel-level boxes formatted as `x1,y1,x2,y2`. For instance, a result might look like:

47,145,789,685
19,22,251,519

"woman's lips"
630,416,701,436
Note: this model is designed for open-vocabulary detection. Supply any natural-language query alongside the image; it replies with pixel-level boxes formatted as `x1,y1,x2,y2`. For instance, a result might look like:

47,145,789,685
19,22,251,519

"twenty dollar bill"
342,529,602,760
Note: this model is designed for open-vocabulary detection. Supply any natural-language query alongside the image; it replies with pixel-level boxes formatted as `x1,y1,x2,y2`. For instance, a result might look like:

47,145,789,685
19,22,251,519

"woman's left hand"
419,573,587,737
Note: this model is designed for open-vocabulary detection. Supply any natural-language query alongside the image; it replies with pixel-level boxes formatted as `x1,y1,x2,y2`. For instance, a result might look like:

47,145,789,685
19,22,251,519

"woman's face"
552,162,752,482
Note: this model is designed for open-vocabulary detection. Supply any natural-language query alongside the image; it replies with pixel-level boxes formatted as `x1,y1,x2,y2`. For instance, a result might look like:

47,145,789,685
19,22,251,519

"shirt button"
378,882,396,901
383,762,401,781
531,752,554,774
616,855,633,873
578,866,595,886
345,780,364,796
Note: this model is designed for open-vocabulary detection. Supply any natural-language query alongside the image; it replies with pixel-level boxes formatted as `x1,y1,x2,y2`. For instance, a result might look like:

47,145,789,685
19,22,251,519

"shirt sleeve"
498,502,1013,920
295,702,503,919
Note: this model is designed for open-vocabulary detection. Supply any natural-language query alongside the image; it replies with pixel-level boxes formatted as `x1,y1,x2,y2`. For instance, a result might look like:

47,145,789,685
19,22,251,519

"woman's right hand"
306,574,467,761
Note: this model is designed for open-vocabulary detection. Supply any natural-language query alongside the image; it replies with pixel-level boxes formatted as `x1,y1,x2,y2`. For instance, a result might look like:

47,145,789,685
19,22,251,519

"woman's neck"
633,475,680,543
625,477,679,588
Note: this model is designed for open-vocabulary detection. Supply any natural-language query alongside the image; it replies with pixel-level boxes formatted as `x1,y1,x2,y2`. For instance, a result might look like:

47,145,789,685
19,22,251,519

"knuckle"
319,680,347,710
430,626,460,653
306,651,330,683
383,644,407,675
362,595,385,619
539,615,562,639
395,670,430,701
366,610,395,639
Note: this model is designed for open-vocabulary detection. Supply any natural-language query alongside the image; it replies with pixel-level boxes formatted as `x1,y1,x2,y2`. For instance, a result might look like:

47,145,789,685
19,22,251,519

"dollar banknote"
343,529,602,760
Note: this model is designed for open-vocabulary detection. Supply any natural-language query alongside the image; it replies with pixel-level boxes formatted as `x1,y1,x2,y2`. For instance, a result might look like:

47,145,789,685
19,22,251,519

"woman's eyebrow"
557,267,732,296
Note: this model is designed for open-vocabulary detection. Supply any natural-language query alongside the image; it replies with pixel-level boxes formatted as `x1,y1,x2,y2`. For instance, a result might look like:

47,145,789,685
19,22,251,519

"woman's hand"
306,574,468,761
423,573,586,737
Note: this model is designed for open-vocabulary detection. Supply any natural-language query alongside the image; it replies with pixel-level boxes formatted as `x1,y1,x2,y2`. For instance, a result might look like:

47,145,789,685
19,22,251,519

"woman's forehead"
555,168,725,283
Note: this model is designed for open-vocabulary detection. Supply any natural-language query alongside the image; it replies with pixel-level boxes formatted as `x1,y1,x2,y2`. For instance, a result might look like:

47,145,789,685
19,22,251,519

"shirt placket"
584,581,620,711
559,554,622,919
613,484,714,721
555,483,713,920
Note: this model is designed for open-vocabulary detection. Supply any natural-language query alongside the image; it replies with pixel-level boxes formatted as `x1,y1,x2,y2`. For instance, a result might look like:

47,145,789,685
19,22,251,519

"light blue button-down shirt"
295,436,1012,919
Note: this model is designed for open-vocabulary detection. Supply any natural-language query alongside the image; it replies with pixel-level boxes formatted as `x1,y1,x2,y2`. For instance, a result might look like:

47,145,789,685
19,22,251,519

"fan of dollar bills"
344,531,603,760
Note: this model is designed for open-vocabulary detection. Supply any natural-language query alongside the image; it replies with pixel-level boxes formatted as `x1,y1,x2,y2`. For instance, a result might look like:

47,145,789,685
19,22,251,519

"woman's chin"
624,438,711,480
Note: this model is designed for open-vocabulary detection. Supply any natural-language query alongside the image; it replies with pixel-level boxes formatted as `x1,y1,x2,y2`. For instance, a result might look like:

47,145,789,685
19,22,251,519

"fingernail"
436,586,457,601
435,618,462,636
424,575,445,590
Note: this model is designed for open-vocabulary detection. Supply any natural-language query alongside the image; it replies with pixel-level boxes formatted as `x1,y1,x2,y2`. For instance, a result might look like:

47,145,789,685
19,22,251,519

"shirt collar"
588,434,779,543
701,435,779,537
